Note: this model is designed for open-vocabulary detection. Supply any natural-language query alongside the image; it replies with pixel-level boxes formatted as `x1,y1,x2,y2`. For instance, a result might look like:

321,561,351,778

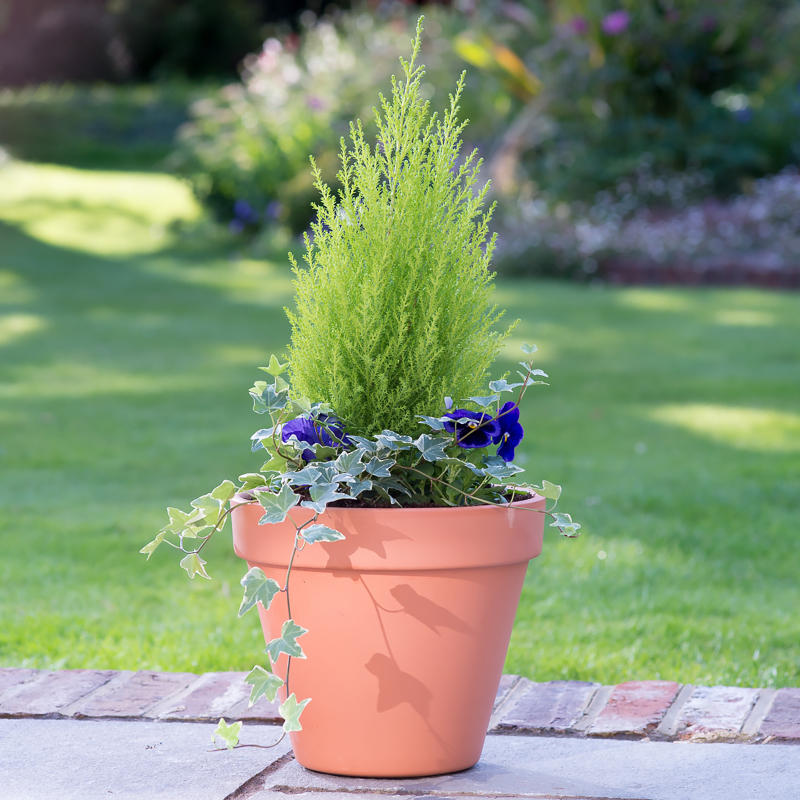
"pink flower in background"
569,16,589,35
601,10,631,36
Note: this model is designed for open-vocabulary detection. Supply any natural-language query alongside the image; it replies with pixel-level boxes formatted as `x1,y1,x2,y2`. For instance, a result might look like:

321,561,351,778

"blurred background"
0,1,798,687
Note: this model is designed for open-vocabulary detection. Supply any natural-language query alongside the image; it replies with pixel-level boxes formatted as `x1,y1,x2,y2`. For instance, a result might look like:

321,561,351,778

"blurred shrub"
174,0,800,262
0,83,201,169
494,165,800,279
510,0,800,202
170,5,513,234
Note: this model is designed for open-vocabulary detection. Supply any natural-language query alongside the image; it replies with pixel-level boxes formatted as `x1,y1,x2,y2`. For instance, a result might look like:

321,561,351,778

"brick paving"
0,668,796,743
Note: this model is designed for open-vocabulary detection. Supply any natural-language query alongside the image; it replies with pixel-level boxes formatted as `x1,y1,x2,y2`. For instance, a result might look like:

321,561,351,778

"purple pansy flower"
492,401,525,463
281,415,346,461
444,409,501,450
601,10,630,36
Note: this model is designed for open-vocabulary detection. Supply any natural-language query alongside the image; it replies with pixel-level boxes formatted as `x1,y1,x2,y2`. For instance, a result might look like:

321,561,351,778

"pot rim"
234,491,544,513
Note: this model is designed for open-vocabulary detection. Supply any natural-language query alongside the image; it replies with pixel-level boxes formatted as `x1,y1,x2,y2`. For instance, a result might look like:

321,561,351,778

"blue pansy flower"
492,401,524,462
444,409,501,449
281,415,346,461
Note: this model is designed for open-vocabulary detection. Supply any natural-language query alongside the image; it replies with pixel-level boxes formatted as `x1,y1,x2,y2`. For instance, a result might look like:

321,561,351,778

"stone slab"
73,670,197,718
589,681,681,737
0,717,291,800
759,687,800,741
493,673,521,710
493,680,600,733
255,734,800,800
676,685,759,742
0,668,37,697
154,671,253,721
0,670,115,717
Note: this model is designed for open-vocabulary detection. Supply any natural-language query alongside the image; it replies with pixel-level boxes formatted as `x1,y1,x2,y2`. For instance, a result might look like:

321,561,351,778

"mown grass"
0,162,798,687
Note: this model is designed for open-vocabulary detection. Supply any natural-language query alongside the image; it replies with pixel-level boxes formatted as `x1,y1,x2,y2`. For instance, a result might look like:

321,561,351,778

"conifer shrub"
287,22,512,436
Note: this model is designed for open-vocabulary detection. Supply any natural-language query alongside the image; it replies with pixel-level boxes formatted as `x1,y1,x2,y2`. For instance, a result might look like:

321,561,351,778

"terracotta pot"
231,494,545,778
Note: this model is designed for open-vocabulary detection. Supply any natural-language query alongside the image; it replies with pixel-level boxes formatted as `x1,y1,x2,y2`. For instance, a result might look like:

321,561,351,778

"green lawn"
1,162,798,687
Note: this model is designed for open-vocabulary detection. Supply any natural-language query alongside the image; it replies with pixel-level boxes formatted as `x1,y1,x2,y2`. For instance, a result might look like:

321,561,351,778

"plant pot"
231,494,545,778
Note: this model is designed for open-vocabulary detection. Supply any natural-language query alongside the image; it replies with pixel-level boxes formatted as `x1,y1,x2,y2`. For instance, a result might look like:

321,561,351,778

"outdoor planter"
143,20,580,775
232,494,546,778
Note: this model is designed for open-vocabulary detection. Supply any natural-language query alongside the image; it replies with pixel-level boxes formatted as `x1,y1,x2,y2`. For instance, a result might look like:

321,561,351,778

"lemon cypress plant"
287,21,509,436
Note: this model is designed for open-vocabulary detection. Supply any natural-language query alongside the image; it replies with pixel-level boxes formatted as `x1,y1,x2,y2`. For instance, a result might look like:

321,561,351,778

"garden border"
0,668,797,744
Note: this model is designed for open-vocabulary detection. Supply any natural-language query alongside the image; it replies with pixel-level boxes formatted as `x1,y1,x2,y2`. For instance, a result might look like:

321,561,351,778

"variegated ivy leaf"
313,462,351,484
279,693,311,733
518,363,549,378
260,354,289,377
413,434,451,462
261,452,289,474
466,394,499,408
161,506,207,538
250,382,289,415
521,342,538,355
481,462,526,480
238,567,281,617
373,484,398,505
539,480,562,502
244,665,283,706
139,531,165,560
301,483,350,514
489,379,525,393
265,619,308,661
549,512,581,538
416,414,445,431
191,493,226,529
290,396,312,415
213,718,241,750
255,483,300,525
250,428,275,453
380,478,412,497
364,456,395,478
238,472,269,491
300,523,346,544
375,431,413,451
180,552,211,580
334,449,364,475
349,478,373,497
284,466,323,487
211,480,237,503
347,435,377,453
516,372,549,386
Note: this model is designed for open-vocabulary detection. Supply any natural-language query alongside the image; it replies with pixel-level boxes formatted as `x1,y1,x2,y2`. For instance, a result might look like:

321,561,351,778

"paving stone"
492,680,600,733
759,688,800,741
0,670,115,717
255,733,800,800
224,691,282,723
0,717,291,800
493,673,521,711
676,685,759,742
589,681,681,737
0,668,37,697
72,670,197,718
156,671,253,721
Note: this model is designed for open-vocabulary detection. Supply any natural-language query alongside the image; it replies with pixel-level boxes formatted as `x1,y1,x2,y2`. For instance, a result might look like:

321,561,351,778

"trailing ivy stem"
399,465,555,521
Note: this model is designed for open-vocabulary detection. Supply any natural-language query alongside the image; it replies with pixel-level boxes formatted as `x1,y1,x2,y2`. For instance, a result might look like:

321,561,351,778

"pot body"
232,496,545,778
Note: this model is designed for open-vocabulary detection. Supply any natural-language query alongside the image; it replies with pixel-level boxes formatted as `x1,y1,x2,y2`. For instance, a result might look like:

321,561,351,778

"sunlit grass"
0,163,798,687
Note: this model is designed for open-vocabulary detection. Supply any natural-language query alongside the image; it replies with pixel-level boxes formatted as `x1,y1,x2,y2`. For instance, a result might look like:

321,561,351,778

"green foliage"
212,718,242,750
287,23,512,436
